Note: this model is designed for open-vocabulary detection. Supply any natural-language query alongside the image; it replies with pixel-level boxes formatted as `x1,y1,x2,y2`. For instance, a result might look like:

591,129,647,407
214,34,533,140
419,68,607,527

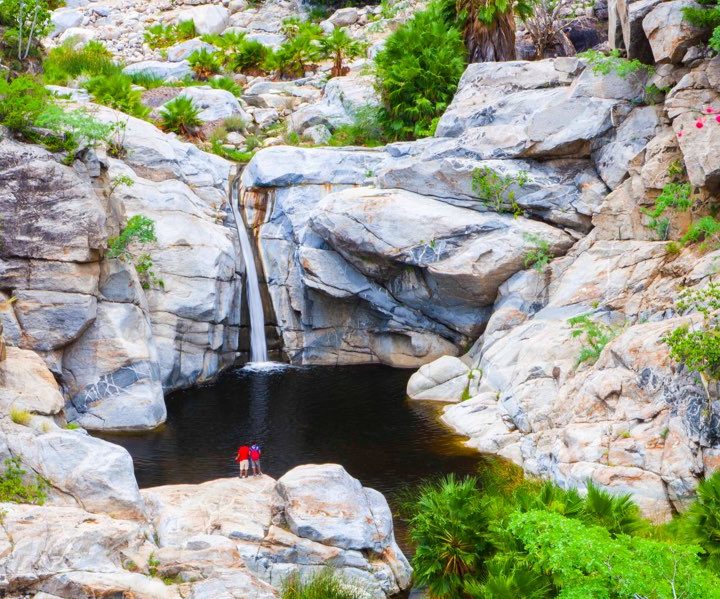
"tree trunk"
465,8,517,62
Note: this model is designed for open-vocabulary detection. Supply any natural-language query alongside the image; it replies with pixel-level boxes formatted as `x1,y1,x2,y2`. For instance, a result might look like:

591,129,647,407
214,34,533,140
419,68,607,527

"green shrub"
641,182,694,240
471,166,528,215
374,2,465,140
681,215,720,249
202,31,270,74
0,0,51,61
159,95,202,136
568,312,618,366
42,40,118,85
281,570,365,599
143,20,196,49
522,233,551,273
210,138,254,163
683,472,720,569
209,76,242,97
85,73,151,119
188,47,221,80
663,282,720,396
35,105,115,156
319,27,366,77
108,215,163,289
0,457,47,504
328,106,387,147
0,75,51,136
578,48,655,79
223,114,246,132
266,21,323,78
64,422,80,430
127,72,166,89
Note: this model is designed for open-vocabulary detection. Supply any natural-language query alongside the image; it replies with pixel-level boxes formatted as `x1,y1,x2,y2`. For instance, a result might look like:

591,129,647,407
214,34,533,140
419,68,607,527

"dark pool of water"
98,364,481,548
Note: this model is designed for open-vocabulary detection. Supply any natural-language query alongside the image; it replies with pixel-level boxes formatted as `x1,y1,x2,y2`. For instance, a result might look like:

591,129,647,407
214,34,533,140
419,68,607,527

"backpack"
250,445,261,460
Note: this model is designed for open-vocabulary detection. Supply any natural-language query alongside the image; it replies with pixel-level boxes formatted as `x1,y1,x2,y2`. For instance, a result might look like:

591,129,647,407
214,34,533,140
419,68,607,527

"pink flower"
696,118,705,129
715,115,720,124
707,106,716,114
678,130,684,138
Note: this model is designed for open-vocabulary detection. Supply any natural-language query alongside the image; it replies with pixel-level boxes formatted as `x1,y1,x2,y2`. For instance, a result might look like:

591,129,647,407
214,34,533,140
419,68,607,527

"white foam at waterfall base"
231,180,268,363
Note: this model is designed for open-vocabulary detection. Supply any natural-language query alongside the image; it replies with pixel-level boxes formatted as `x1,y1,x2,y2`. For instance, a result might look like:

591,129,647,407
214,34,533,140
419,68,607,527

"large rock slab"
643,0,710,64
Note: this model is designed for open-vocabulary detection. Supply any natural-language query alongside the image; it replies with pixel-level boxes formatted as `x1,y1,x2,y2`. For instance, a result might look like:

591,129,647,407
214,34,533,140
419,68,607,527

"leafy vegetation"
319,27,366,77
327,106,387,147
0,457,47,505
374,2,466,140
201,31,270,74
108,215,164,290
0,74,51,137
208,76,243,97
0,0,52,62
579,49,655,79
568,312,618,366
143,20,196,49
683,0,720,52
10,407,31,425
281,570,365,599
42,40,118,85
266,19,324,79
681,215,720,249
663,282,720,396
522,233,551,272
407,465,720,599
159,96,202,137
188,47,221,80
642,182,694,240
471,166,528,215
85,72,151,119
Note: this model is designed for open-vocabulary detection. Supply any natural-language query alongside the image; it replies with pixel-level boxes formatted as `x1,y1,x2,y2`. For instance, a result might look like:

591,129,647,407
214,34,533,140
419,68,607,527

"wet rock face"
0,108,243,430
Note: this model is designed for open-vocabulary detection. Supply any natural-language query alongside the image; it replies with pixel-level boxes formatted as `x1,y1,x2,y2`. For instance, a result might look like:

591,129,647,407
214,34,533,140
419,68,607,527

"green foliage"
42,40,118,85
266,21,323,79
109,174,134,194
143,20,196,49
683,472,720,569
35,105,115,155
374,2,466,140
147,551,160,576
522,233,551,272
683,0,720,30
64,421,80,430
209,138,254,163
0,457,47,504
319,27,367,77
0,75,50,136
663,282,720,389
127,72,166,89
710,25,720,52
281,570,365,599
578,49,655,78
327,106,387,147
681,215,720,249
202,31,270,74
410,475,492,598
507,510,720,598
85,73,151,119
159,96,202,136
0,0,51,60
188,47,221,79
568,312,618,366
471,166,528,215
10,407,31,425
223,114,246,132
108,215,163,290
208,76,242,97
642,182,694,240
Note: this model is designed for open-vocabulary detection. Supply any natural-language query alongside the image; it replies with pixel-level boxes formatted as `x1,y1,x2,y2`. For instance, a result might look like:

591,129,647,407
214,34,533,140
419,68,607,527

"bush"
578,48,655,79
202,31,270,74
159,95,202,136
43,40,118,85
281,570,366,599
209,76,242,97
85,73,151,119
471,166,528,215
223,114,246,132
319,27,366,77
681,215,720,249
374,2,466,140
127,72,166,89
522,233,551,273
683,472,720,569
642,182,694,240
327,106,387,147
108,215,163,290
0,75,51,136
663,282,720,396
266,21,323,78
0,0,51,61
188,47,221,80
143,20,196,49
0,457,47,504
35,105,115,156
568,312,618,366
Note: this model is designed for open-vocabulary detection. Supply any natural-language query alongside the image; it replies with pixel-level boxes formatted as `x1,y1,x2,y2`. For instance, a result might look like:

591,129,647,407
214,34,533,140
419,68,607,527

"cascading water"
231,177,268,363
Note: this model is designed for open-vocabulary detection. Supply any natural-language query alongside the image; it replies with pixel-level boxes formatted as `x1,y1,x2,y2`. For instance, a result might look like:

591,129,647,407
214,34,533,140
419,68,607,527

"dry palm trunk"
462,3,517,62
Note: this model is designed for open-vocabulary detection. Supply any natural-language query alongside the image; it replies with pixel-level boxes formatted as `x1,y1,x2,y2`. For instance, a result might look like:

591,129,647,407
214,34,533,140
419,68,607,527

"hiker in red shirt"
235,444,250,478
250,443,262,476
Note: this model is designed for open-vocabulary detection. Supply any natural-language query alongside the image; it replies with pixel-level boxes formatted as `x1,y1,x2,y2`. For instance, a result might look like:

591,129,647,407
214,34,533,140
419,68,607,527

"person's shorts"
239,459,249,469
251,458,261,467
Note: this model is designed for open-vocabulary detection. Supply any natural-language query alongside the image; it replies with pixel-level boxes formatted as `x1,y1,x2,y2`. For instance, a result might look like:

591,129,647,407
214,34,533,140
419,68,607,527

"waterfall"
231,177,268,364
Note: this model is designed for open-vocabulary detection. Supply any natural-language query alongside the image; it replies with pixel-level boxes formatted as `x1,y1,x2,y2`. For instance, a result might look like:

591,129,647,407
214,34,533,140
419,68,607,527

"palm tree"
454,0,536,62
319,28,367,78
